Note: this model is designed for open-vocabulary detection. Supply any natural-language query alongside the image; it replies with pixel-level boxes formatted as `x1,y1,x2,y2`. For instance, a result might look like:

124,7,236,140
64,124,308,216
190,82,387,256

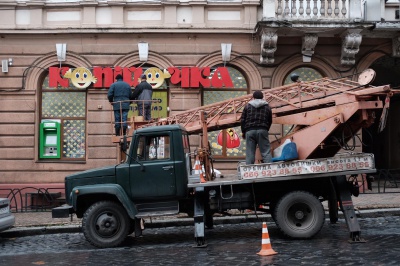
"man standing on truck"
240,90,272,164
108,74,133,136
132,74,153,121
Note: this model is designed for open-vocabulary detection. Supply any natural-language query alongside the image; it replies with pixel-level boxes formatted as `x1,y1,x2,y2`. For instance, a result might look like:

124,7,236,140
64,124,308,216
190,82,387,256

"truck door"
129,133,176,199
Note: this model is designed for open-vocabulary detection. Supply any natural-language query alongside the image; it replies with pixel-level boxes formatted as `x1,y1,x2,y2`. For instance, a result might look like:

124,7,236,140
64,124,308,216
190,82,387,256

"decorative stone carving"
302,34,318,62
260,29,278,64
341,30,362,65
392,37,400,58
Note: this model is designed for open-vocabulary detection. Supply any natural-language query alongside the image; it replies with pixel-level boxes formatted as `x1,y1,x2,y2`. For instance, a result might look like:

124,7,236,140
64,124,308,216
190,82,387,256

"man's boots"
115,128,121,136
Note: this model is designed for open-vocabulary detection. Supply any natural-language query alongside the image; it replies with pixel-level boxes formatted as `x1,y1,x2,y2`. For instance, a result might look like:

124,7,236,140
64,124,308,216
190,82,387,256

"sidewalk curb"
1,208,400,238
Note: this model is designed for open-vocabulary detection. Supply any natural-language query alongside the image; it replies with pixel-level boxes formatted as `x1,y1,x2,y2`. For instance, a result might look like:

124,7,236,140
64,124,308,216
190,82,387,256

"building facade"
0,0,399,206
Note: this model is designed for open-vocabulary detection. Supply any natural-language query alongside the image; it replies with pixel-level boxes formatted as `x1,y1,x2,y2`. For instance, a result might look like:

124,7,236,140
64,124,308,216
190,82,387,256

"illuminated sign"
49,66,233,89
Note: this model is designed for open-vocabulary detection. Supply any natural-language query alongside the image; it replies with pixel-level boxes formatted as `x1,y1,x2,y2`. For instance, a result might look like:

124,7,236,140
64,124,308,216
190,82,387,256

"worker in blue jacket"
108,74,133,136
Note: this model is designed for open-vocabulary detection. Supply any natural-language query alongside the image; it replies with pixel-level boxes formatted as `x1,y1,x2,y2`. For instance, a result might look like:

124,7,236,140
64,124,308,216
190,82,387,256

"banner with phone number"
239,153,375,180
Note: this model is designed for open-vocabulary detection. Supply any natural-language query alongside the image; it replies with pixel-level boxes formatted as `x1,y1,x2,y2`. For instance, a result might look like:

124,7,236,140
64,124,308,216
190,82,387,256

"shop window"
41,76,86,160
204,66,247,158
283,67,323,136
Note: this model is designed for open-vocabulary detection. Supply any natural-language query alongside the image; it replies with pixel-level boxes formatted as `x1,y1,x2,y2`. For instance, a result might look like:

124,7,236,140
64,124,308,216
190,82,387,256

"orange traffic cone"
199,171,206,183
193,157,206,183
257,222,277,256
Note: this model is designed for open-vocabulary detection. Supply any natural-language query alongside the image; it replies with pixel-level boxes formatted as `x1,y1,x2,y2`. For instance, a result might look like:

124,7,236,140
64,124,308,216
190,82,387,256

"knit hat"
253,90,264,99
141,74,147,80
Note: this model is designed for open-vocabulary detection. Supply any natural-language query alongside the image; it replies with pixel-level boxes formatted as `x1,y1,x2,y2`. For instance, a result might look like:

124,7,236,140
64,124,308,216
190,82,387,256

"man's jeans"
245,129,272,165
138,104,152,121
114,109,129,130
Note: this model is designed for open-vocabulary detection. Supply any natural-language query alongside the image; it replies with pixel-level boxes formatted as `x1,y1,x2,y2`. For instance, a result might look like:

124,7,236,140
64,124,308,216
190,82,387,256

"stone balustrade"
262,0,363,21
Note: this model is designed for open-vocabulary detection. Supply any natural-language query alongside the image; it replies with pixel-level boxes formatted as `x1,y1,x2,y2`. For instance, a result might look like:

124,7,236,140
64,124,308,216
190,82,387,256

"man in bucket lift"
132,74,153,121
108,74,133,136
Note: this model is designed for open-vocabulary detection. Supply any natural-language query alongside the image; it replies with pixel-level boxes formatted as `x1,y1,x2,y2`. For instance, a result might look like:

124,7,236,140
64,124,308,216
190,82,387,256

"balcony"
262,0,398,22
257,0,400,65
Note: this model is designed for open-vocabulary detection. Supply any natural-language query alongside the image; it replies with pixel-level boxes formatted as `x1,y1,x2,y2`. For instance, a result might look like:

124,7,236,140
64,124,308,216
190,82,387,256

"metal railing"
375,169,400,193
0,187,65,212
110,99,162,137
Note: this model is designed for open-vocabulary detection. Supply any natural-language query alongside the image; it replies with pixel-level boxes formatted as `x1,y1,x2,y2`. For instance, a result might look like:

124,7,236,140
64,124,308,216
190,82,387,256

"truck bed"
188,153,375,188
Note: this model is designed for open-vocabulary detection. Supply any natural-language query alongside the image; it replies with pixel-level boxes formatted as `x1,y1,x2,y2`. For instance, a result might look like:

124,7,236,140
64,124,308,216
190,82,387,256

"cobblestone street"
1,216,400,265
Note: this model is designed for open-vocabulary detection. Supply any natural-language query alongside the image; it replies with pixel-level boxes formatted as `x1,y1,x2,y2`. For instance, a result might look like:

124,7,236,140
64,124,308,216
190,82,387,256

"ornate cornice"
392,36,400,58
260,28,277,64
341,29,362,65
302,33,318,63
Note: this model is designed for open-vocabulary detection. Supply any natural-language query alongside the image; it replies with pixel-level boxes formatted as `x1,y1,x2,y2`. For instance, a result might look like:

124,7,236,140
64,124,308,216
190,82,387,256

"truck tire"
274,191,325,239
82,201,130,248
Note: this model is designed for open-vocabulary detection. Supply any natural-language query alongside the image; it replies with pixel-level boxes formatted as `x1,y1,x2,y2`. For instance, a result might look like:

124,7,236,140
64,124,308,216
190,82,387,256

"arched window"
283,67,323,84
40,73,87,160
282,67,323,136
204,66,247,158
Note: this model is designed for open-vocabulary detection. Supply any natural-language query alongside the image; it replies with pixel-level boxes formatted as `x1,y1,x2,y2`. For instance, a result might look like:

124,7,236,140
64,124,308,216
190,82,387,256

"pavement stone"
1,190,400,238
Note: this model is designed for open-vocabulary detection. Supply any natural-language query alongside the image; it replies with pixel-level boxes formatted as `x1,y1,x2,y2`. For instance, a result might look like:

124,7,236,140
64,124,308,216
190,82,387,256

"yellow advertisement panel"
129,91,167,119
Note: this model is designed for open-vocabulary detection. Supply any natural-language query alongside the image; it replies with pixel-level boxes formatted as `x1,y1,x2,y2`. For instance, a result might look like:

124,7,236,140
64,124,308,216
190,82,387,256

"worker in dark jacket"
132,74,153,121
240,90,273,164
108,74,133,136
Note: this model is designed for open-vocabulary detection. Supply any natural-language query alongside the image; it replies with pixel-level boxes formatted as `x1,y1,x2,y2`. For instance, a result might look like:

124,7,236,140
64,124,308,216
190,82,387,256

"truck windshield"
136,134,171,161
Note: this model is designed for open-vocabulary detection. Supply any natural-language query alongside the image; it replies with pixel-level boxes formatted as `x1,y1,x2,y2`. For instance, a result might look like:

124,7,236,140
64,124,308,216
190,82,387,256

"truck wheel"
274,191,324,239
82,201,130,248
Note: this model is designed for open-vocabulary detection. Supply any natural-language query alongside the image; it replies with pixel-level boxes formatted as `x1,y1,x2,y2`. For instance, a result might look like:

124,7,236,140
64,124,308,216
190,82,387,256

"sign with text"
49,66,233,89
129,91,167,119
239,153,375,180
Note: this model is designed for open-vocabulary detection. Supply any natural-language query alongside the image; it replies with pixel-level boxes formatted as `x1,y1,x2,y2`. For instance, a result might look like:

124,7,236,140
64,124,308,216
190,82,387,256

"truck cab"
126,125,191,200
53,125,193,248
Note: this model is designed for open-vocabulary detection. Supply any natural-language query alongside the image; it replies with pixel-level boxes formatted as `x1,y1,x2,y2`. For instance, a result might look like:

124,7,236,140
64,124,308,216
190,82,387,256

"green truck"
52,124,375,248
53,71,390,248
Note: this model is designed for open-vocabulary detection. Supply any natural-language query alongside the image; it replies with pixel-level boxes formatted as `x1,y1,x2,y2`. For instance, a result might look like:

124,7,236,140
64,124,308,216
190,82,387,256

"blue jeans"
245,129,272,164
138,104,152,121
114,109,129,130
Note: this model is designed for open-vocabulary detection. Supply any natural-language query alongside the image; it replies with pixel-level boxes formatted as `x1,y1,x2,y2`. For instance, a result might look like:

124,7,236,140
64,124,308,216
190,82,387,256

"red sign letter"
49,67,69,88
211,67,233,88
168,67,191,88
123,67,143,87
190,67,211,88
93,67,113,88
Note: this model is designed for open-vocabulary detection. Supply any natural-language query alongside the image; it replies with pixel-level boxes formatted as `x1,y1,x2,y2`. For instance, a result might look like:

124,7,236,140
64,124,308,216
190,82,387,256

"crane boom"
115,70,394,179
140,72,391,140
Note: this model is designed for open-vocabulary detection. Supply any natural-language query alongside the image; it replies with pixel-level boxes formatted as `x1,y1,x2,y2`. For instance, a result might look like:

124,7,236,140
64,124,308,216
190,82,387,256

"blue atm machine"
39,120,61,159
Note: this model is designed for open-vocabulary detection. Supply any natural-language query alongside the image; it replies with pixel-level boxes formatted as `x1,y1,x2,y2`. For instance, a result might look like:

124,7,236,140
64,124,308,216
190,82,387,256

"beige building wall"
0,0,395,191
